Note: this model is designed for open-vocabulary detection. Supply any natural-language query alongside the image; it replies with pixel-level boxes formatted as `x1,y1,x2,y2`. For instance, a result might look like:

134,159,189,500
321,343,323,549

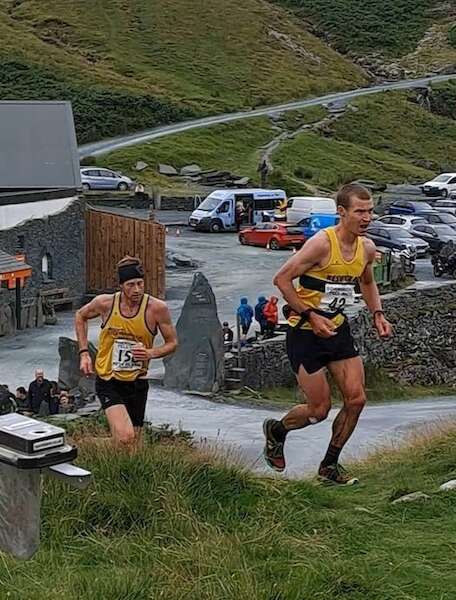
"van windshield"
197,196,225,211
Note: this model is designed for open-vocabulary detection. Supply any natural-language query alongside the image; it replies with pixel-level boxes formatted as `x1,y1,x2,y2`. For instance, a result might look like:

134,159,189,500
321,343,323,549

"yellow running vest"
96,292,155,382
288,227,365,330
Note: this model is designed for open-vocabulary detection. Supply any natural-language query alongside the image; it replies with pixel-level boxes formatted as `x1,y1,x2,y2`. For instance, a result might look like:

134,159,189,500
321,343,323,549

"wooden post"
15,278,21,330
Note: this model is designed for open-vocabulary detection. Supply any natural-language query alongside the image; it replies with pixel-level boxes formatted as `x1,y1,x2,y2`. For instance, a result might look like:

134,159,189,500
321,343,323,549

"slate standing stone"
164,273,224,393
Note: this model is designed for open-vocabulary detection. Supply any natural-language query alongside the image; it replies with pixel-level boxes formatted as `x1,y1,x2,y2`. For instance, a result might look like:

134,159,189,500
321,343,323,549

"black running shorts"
95,376,149,427
286,319,359,375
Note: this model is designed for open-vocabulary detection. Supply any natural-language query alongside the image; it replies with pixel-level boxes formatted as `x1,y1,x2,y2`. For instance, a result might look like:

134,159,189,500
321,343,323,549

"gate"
86,209,165,298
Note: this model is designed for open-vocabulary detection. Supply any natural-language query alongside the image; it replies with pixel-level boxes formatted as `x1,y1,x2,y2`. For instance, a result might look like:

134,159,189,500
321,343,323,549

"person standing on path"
263,183,392,484
254,296,268,336
75,256,177,448
263,296,279,338
237,297,254,342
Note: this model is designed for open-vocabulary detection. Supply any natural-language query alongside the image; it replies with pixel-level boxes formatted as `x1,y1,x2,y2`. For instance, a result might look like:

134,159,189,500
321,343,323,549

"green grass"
4,421,456,598
273,0,445,56
0,0,367,143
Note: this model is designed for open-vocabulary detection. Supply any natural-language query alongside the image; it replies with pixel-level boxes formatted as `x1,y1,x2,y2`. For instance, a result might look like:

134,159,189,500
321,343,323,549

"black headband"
118,263,144,284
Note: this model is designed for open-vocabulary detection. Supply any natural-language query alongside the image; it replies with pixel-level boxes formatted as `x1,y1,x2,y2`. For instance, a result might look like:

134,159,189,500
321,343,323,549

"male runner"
263,183,392,484
75,256,177,446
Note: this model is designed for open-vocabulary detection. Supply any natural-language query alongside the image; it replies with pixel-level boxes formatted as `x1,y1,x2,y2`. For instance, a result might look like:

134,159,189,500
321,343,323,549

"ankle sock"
271,419,288,442
321,444,342,468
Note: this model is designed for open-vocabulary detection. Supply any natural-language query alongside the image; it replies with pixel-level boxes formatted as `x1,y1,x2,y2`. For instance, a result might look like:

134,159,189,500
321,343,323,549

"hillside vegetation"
0,0,367,143
3,421,456,599
273,0,448,56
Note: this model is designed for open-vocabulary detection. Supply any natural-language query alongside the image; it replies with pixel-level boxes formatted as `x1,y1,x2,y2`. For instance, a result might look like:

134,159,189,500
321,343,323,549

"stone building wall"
226,282,456,389
0,196,85,301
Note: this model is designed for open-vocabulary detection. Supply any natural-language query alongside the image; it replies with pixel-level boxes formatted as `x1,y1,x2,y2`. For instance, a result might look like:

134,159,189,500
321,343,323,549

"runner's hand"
80,353,94,376
132,344,149,361
308,313,337,338
374,313,392,338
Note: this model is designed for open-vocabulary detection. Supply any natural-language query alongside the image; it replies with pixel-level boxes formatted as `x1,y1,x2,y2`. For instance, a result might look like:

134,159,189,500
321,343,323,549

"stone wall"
0,197,86,301
159,196,203,211
226,282,456,389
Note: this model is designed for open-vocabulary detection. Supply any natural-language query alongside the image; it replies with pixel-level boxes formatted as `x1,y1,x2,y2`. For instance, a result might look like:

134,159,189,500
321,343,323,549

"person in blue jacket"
254,295,268,336
237,297,254,340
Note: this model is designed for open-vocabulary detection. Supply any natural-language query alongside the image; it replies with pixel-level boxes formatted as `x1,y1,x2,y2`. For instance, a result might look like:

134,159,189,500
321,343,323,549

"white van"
421,173,456,198
189,188,286,232
286,196,336,224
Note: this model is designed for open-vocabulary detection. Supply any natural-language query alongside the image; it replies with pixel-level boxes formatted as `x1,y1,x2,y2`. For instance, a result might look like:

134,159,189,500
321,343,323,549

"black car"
419,210,456,231
410,223,456,253
367,225,429,256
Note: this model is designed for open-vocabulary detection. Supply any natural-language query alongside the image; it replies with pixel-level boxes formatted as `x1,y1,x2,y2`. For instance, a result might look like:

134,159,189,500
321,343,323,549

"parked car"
367,225,429,257
388,200,434,215
419,210,456,231
433,199,456,216
80,167,133,192
376,215,427,230
286,196,336,224
297,213,340,238
410,223,456,253
421,173,456,198
239,223,305,250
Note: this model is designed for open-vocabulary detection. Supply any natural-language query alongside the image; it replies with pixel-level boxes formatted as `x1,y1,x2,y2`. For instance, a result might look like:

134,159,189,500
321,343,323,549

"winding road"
79,74,456,158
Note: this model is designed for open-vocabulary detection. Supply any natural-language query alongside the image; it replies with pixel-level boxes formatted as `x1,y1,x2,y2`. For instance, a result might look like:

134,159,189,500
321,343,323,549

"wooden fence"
86,209,165,298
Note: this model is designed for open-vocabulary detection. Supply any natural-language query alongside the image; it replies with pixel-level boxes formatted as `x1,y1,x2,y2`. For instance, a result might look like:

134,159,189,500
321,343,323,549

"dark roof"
0,250,32,275
0,101,80,195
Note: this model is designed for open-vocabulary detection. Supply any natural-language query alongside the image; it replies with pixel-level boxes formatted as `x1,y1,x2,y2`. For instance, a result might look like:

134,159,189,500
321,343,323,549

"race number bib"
321,283,355,312
112,339,142,372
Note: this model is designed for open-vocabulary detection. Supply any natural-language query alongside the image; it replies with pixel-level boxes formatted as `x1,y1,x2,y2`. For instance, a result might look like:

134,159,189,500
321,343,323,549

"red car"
239,223,305,250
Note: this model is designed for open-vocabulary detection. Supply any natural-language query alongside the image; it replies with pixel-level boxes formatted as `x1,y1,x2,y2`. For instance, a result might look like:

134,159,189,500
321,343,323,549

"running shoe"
318,463,359,486
263,418,286,472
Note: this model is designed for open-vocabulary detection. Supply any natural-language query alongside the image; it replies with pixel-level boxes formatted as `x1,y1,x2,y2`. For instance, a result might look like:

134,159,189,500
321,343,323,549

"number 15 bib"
112,339,142,372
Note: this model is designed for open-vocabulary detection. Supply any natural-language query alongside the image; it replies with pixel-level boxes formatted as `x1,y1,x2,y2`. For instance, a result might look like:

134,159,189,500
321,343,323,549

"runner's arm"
273,232,329,314
74,295,111,352
359,240,392,337
147,301,178,360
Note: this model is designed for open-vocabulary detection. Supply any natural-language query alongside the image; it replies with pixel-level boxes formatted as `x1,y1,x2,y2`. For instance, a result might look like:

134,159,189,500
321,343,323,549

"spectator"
254,295,268,336
237,297,253,341
58,390,74,414
27,369,52,414
49,381,60,416
235,202,245,232
222,321,234,351
0,385,16,415
263,296,279,338
15,386,28,410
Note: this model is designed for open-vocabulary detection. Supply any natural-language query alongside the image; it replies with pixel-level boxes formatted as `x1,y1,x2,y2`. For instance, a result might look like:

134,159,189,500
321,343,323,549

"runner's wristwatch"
300,308,315,321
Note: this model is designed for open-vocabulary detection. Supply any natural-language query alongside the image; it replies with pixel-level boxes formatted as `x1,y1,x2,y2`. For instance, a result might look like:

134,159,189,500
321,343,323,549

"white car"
421,173,456,198
376,214,427,231
433,199,456,216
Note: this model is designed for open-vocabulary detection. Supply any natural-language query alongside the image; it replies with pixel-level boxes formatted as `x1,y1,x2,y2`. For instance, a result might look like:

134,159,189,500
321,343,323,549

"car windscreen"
388,228,414,241
434,225,456,235
433,175,452,183
438,213,456,223
198,196,225,211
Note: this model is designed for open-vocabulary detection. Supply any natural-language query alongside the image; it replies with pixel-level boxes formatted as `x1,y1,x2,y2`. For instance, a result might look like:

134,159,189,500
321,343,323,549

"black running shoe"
263,418,286,472
318,463,359,486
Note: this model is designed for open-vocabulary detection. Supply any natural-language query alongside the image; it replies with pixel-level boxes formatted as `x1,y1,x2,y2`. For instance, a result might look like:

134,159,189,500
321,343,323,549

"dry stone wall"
226,282,456,389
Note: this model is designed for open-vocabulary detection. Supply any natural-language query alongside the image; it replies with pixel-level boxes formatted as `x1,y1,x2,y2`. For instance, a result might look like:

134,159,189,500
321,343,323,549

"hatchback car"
419,210,456,231
410,223,456,253
367,225,429,256
80,167,133,191
239,223,305,250
376,215,427,230
388,200,434,215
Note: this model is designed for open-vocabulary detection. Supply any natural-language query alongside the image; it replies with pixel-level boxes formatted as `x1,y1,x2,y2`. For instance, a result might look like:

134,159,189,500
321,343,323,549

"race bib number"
321,283,355,311
112,339,142,372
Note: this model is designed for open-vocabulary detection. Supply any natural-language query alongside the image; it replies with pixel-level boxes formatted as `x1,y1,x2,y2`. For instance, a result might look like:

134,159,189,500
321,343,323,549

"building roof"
0,250,32,285
0,101,80,198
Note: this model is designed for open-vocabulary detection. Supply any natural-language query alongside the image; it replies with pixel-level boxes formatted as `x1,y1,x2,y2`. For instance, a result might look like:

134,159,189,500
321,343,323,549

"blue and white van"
189,188,287,232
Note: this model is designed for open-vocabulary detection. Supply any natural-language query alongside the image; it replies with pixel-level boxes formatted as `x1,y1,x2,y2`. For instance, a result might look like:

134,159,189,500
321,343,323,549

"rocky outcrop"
58,337,97,397
164,273,224,393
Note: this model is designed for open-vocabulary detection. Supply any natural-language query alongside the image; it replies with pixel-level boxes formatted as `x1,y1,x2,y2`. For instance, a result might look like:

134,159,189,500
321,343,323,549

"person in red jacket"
263,296,279,338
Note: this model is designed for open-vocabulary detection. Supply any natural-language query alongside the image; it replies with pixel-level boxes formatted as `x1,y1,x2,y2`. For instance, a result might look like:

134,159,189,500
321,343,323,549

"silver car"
80,167,133,192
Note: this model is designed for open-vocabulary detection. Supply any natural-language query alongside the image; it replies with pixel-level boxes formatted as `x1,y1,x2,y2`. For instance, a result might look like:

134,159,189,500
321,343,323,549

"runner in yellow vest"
75,256,177,446
263,183,392,484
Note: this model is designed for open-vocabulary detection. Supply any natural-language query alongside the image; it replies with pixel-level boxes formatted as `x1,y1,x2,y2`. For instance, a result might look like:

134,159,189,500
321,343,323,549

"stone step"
224,377,242,390
229,367,246,374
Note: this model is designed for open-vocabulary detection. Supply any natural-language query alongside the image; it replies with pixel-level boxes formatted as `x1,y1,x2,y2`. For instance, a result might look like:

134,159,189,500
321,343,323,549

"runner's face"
122,278,145,304
339,196,374,235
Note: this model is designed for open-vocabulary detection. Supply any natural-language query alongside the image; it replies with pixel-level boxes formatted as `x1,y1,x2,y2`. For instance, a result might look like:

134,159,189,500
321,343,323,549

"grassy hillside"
4,420,456,598
0,0,367,143
273,0,448,56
